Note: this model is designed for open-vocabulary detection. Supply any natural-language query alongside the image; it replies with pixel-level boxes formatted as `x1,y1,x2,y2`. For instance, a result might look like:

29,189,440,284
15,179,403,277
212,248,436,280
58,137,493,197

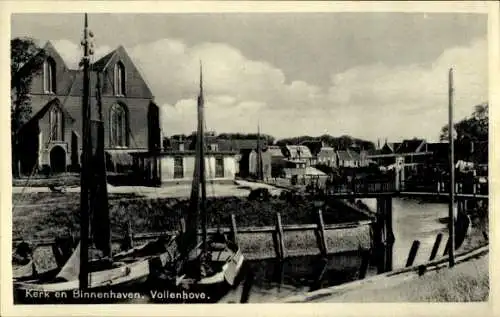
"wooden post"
448,67,456,267
316,209,328,256
385,198,394,272
405,240,420,267
429,233,443,261
275,212,285,260
443,236,451,256
240,269,254,303
310,257,328,291
230,214,238,244
358,250,370,280
375,197,394,273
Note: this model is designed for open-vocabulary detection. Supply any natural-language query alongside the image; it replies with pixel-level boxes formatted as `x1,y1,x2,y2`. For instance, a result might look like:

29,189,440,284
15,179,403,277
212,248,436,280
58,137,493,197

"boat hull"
149,247,245,303
13,238,177,304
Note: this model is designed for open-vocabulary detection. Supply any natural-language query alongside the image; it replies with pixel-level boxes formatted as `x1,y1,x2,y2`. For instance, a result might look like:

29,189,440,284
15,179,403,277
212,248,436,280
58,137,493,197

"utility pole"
448,68,455,267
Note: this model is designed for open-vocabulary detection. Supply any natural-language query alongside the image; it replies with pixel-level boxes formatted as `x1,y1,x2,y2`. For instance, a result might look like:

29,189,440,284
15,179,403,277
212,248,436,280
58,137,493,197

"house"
300,140,324,165
131,149,238,186
317,146,336,167
14,42,160,175
217,138,268,178
282,145,313,166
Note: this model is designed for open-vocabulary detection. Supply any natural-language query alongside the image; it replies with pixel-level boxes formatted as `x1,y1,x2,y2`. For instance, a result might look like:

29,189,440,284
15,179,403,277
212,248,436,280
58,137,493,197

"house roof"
92,49,117,71
381,142,401,154
268,146,284,157
304,166,327,176
18,98,75,133
285,145,312,159
318,147,335,157
227,139,268,151
336,150,351,161
395,139,426,154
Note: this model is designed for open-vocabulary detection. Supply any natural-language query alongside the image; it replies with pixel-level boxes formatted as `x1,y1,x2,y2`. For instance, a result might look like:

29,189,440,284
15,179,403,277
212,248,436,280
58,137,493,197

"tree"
11,37,45,177
439,102,488,163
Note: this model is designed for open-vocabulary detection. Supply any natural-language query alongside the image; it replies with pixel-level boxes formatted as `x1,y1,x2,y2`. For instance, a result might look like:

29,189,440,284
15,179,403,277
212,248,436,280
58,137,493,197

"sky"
11,13,488,143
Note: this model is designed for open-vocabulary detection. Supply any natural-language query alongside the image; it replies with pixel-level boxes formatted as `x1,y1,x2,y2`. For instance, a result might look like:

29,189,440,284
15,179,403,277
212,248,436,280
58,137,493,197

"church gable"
96,46,153,99
28,41,74,96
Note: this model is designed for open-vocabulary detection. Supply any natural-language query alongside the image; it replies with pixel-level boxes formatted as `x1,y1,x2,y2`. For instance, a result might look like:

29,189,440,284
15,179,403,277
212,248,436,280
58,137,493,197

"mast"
90,72,111,258
199,61,208,255
448,68,455,267
79,13,92,290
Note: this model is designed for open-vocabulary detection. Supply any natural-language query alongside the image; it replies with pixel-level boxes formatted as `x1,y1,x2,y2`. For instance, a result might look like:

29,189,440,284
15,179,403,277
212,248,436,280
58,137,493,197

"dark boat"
13,14,176,304
150,63,244,303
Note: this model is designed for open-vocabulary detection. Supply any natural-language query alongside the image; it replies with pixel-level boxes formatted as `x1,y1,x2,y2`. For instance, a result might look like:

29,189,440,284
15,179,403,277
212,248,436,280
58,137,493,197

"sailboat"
13,14,177,304
151,63,244,303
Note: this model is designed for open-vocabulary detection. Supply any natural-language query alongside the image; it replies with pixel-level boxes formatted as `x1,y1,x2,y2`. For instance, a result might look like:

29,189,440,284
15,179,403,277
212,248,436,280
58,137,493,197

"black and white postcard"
1,1,498,317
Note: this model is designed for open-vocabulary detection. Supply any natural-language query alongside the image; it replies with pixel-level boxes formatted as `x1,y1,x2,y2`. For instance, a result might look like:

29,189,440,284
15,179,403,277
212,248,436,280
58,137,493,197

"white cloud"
49,36,488,143
51,39,112,69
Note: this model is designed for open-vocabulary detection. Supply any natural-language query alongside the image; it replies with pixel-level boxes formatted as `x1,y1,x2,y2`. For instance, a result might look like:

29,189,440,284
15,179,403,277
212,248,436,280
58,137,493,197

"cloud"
49,36,487,143
326,38,487,141
51,39,112,69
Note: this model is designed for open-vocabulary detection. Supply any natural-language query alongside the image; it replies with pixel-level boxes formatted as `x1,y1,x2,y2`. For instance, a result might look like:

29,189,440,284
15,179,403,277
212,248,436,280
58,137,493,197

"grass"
12,192,371,243
317,252,489,302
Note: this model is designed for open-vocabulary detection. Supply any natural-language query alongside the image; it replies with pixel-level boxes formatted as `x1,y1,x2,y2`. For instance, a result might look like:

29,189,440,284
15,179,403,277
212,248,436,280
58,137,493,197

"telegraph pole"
448,68,455,267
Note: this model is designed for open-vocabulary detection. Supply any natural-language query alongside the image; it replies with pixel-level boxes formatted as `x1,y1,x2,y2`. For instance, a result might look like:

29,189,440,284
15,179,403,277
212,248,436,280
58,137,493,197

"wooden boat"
13,14,176,304
150,63,244,303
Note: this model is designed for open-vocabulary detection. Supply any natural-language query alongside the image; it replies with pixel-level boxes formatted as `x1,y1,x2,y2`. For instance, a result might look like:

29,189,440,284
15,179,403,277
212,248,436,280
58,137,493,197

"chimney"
377,139,380,150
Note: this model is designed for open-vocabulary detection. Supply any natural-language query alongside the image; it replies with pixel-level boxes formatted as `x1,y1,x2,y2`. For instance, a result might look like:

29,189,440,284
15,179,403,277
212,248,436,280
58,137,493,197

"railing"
265,176,488,197
323,179,488,197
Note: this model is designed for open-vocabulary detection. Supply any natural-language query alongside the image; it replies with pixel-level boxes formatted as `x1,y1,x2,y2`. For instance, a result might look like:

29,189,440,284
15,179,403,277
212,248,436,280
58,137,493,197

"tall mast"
199,61,207,255
448,68,455,267
90,72,111,258
79,13,92,290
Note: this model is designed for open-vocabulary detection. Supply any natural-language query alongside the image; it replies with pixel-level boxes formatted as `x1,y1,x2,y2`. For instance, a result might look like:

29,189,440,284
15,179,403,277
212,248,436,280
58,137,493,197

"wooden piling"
316,209,328,256
358,250,370,280
405,240,420,267
240,269,254,303
443,236,451,256
275,212,285,260
310,257,329,291
230,214,238,244
429,233,443,261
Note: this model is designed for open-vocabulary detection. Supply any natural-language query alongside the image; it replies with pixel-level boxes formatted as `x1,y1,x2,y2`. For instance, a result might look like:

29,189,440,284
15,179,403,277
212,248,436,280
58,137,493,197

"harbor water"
135,198,449,303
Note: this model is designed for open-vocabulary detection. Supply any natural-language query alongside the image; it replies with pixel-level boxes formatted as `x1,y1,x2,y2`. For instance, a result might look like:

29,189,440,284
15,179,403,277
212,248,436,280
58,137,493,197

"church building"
14,41,161,174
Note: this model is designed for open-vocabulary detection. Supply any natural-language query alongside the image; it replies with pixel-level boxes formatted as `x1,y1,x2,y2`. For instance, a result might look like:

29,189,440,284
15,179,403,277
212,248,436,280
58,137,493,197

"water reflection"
220,198,449,303
362,198,449,268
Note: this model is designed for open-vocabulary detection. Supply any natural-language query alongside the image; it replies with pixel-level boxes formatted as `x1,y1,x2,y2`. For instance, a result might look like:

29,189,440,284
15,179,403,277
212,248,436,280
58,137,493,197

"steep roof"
92,49,117,71
396,139,426,154
18,98,75,133
318,146,335,157
285,145,312,159
336,150,351,161
268,146,284,157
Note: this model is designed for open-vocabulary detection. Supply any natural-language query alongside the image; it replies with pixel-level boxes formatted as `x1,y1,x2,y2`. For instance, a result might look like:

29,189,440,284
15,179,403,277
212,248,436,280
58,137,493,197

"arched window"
44,57,56,93
110,103,128,147
49,106,63,141
114,61,126,96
